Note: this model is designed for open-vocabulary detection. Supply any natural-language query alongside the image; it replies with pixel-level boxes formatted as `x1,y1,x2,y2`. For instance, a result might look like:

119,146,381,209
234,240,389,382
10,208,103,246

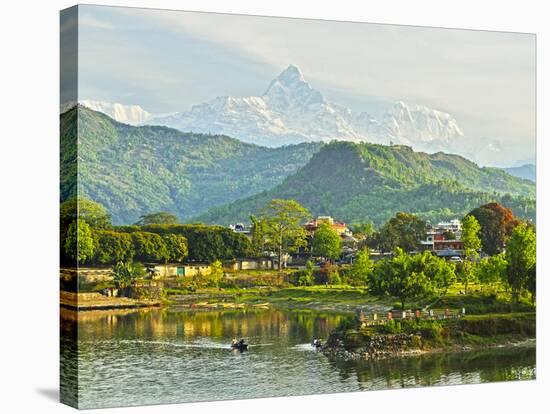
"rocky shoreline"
321,313,536,361
321,333,536,361
322,333,424,361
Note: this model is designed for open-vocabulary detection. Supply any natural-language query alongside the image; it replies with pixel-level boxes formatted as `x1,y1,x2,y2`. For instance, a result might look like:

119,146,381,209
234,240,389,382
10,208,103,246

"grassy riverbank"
165,286,393,313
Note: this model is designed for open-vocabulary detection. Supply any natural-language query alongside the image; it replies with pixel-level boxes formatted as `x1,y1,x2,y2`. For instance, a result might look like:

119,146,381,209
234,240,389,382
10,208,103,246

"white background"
0,0,547,412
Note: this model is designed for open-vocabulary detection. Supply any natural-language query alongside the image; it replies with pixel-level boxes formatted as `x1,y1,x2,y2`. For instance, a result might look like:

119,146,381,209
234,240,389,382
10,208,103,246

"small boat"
312,339,322,349
231,339,249,351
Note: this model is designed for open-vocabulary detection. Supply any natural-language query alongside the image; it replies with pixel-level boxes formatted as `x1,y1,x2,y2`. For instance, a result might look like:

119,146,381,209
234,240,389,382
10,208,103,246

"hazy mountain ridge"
504,164,536,182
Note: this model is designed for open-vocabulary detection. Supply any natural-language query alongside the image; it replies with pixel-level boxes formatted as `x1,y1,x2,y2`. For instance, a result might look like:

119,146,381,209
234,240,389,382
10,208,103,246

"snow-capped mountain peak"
79,100,153,125
264,64,325,110
268,64,305,86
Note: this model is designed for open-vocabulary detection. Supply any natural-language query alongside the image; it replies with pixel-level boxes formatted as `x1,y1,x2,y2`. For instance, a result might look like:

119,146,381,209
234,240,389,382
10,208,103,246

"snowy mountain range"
79,65,464,151
149,65,464,149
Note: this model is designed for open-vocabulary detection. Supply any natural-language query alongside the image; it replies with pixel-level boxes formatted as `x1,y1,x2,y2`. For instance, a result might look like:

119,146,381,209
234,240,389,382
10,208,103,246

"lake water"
60,307,536,409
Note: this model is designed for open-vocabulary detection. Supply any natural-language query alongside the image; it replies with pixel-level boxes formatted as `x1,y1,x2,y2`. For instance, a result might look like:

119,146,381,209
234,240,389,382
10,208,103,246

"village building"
304,215,353,237
420,219,465,258
148,263,212,278
224,257,275,271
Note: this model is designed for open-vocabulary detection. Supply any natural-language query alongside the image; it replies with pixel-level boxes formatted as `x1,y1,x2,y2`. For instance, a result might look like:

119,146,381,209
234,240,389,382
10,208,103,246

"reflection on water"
61,308,535,409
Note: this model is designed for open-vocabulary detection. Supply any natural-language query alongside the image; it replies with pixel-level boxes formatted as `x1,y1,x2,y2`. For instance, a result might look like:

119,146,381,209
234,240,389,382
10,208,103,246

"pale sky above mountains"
69,5,535,167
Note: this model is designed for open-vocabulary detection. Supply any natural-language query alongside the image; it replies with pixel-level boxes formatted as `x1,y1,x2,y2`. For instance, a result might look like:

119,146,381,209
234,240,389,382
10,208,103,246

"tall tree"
60,197,112,230
374,212,426,253
506,224,536,302
475,253,508,292
134,212,179,226
250,215,266,256
60,197,110,265
460,214,482,294
312,223,342,261
350,248,374,285
64,219,95,265
209,260,224,287
468,203,519,255
260,199,311,270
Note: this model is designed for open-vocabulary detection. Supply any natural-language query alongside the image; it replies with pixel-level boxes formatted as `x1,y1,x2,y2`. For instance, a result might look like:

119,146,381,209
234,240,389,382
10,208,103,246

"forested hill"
60,106,322,224
195,141,536,226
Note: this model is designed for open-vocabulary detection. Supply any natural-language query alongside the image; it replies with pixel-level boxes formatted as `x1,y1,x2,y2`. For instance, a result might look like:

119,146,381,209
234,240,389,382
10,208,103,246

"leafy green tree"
468,203,519,255
250,215,267,256
351,221,375,238
94,230,133,264
130,232,169,263
374,212,427,252
370,248,434,309
261,199,311,270
130,224,251,262
462,215,482,252
135,212,179,226
60,197,111,230
475,253,508,290
350,248,374,285
60,197,110,265
312,223,342,261
209,260,224,287
301,260,315,286
162,234,188,263
460,214,482,294
113,261,146,289
415,252,456,293
506,224,536,302
64,219,95,265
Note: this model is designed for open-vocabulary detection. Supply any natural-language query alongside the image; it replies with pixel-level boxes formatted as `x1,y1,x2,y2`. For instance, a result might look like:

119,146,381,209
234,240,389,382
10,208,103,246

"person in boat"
231,338,247,349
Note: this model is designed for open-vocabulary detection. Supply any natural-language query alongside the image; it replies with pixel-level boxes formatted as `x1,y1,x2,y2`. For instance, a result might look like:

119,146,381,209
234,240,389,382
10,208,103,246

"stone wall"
60,267,114,284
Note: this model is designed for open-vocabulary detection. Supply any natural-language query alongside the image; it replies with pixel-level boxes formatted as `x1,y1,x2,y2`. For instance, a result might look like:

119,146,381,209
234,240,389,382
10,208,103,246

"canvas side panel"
60,5,79,409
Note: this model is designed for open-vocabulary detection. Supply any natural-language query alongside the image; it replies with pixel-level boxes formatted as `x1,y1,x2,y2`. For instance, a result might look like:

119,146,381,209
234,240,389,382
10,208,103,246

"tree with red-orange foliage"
467,202,521,255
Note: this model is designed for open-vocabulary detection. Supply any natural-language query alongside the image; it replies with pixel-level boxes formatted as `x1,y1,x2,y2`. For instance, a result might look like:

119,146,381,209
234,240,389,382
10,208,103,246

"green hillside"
60,106,322,224
195,141,535,225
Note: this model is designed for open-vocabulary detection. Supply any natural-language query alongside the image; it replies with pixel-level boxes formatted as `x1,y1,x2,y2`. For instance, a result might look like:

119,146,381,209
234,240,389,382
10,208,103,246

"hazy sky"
74,5,536,166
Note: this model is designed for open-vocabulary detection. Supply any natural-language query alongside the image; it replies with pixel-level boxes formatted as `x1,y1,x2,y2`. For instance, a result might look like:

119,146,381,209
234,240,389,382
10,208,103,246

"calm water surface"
61,308,535,409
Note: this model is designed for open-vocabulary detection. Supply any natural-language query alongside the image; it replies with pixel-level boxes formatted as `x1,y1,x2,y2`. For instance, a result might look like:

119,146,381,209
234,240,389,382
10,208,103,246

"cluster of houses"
228,215,466,267
419,219,464,261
